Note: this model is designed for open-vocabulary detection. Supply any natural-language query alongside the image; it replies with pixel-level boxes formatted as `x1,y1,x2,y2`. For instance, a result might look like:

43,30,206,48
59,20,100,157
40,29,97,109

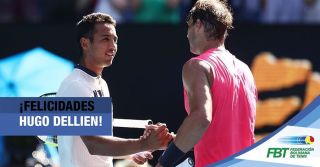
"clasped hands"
131,123,173,165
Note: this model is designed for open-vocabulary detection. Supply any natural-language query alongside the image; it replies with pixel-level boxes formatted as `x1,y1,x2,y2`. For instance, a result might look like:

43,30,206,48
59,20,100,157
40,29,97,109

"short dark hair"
186,0,233,41
76,13,116,53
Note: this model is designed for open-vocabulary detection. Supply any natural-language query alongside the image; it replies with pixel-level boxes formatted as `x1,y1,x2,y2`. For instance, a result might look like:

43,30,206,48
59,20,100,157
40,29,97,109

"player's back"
184,48,257,167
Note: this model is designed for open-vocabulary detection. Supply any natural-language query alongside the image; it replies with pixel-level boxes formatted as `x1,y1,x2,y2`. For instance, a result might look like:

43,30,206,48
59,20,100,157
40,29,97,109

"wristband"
158,142,185,167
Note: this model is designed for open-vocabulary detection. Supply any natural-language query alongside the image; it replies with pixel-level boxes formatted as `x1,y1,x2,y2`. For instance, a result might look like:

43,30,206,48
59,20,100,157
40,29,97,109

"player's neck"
198,41,224,55
79,59,103,76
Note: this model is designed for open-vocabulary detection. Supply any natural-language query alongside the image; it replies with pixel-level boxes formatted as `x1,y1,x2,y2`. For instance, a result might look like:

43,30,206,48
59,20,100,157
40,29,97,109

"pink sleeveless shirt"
184,48,257,167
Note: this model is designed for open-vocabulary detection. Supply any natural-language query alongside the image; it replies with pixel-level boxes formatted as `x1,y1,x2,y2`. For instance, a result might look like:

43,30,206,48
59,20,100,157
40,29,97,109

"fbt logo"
267,148,289,158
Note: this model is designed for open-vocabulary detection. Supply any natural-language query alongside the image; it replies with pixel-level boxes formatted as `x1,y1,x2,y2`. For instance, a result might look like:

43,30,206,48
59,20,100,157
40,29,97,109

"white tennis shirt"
56,65,113,167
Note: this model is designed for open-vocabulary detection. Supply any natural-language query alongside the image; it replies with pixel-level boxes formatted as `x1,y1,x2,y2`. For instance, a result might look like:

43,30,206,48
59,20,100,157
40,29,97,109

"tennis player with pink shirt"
156,0,257,166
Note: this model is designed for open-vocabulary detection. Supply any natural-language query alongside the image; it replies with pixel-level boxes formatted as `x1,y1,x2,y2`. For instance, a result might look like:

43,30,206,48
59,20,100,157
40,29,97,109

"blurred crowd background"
1,0,320,167
1,0,320,24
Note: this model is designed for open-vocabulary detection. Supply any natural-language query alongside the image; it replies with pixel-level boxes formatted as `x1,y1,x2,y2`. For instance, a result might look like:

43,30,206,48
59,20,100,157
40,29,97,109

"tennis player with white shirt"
56,13,172,167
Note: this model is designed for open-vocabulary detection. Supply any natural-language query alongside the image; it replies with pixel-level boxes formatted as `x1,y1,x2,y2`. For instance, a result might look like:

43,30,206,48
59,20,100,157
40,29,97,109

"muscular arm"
174,59,213,153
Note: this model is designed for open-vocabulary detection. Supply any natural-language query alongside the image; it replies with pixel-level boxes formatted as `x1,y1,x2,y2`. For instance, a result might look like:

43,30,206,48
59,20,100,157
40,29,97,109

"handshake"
131,123,175,165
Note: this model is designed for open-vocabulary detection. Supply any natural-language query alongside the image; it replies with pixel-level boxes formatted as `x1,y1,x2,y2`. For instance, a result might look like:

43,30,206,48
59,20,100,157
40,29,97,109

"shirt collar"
75,64,98,77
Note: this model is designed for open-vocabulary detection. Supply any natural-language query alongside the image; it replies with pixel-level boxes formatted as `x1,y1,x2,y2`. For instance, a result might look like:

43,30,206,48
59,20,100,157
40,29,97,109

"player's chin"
105,62,113,67
104,57,115,66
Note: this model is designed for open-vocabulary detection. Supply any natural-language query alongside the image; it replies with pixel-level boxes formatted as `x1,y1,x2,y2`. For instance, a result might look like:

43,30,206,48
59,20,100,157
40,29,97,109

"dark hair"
186,0,233,41
76,13,116,53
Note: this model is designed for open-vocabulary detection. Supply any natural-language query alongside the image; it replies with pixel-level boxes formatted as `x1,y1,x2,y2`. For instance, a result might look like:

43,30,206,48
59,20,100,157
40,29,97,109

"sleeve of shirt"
56,80,93,97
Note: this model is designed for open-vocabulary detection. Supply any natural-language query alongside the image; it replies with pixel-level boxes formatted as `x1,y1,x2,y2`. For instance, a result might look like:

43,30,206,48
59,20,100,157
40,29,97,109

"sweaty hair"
76,13,116,53
186,0,233,41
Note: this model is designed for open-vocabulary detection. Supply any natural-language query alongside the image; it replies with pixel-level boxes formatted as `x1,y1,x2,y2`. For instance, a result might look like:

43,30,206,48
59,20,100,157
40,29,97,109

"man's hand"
130,151,153,165
142,123,176,139
140,124,173,150
141,123,166,140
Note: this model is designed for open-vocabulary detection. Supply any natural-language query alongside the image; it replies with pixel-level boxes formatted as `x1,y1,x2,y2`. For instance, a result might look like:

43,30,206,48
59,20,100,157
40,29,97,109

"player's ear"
195,19,202,28
80,37,90,51
195,19,203,33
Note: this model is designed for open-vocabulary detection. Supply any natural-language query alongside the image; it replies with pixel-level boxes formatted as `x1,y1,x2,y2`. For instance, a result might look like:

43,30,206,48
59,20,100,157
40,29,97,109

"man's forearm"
174,111,211,152
113,155,131,159
81,136,145,156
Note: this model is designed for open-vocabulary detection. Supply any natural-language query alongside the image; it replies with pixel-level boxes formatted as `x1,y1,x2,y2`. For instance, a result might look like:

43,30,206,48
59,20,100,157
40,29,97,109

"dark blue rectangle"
0,97,112,113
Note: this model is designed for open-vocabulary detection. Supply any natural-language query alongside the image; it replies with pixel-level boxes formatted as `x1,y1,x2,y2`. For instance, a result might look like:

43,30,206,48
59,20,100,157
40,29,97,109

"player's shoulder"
59,71,84,88
61,79,84,89
234,57,252,73
57,72,91,97
57,80,88,96
183,58,211,74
